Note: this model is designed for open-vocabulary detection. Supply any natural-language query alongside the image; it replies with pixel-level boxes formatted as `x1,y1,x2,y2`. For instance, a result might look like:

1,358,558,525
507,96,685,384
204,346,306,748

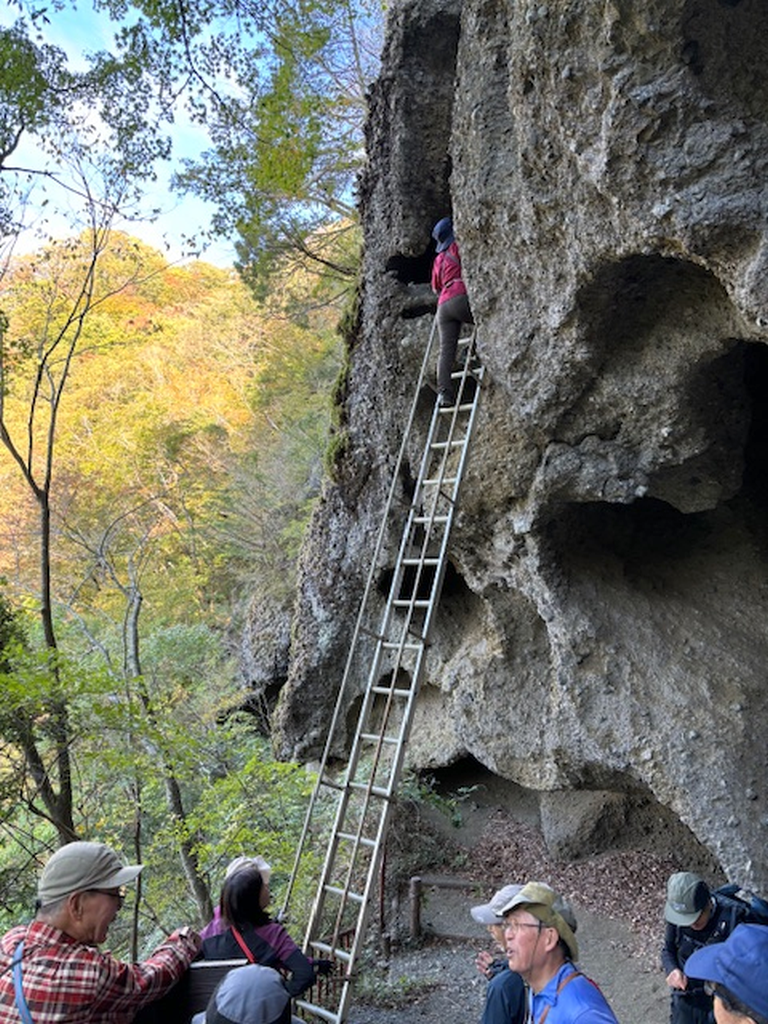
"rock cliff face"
270,0,768,888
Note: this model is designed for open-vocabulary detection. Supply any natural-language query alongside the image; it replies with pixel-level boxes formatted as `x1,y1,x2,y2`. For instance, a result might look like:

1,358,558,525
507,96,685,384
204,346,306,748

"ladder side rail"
441,363,484,512
282,318,440,918
303,581,433,961
300,532,435,944
419,371,484,643
297,795,401,1024
420,381,474,515
304,687,421,1024
329,659,426,1020
295,325,485,1024
318,636,427,948
435,361,483,512
328,333,482,883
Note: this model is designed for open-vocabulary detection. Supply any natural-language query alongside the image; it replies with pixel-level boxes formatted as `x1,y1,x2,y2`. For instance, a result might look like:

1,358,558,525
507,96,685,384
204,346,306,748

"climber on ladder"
280,231,484,1024
431,216,474,407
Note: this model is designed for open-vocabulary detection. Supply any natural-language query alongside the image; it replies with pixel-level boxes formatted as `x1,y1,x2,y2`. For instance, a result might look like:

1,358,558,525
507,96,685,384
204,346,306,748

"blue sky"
1,2,237,267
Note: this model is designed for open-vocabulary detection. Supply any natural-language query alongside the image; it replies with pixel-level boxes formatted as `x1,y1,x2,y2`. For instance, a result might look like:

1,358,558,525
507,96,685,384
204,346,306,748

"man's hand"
475,950,494,978
666,969,687,991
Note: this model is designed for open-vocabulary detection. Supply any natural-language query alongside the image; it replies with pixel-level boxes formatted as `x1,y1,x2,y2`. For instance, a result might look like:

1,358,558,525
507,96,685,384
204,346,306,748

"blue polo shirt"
530,962,619,1023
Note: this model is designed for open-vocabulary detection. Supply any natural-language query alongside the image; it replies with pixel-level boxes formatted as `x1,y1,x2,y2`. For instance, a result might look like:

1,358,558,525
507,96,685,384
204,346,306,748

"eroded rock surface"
269,0,768,887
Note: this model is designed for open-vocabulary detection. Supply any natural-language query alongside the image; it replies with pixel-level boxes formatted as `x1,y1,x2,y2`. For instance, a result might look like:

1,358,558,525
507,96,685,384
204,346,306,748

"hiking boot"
438,388,455,407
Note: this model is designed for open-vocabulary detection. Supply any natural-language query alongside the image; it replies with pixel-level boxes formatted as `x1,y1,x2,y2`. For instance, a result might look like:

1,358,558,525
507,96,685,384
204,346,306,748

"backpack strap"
12,941,35,1024
536,968,585,1024
230,925,257,963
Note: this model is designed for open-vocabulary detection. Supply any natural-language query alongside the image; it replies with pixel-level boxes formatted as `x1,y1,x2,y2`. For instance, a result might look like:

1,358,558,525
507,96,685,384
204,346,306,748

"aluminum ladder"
283,321,484,1024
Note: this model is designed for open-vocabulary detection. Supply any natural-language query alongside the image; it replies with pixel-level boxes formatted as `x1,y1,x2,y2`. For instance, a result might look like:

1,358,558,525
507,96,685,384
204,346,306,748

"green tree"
0,232,341,945
5,0,381,289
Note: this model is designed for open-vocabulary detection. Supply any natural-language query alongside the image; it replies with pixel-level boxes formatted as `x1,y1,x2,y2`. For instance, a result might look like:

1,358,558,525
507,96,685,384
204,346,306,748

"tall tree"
0,231,342,937
4,0,382,289
0,183,138,842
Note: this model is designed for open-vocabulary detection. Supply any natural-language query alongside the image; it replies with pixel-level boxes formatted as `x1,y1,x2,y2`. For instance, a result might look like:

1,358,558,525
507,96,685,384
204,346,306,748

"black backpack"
714,884,768,930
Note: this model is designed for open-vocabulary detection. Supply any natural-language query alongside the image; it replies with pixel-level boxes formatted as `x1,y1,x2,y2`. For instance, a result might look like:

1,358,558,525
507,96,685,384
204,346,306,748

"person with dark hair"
200,856,272,940
200,863,325,998
662,872,755,1024
430,216,474,407
684,923,768,1024
500,881,619,1024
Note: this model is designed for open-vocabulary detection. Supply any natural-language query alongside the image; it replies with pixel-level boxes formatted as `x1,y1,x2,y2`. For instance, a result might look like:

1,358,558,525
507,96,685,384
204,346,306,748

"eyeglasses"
87,886,127,906
503,920,543,937
704,982,736,1013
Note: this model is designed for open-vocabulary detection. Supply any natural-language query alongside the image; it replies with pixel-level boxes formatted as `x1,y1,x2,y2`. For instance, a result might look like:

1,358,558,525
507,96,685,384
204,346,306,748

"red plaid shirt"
0,920,200,1024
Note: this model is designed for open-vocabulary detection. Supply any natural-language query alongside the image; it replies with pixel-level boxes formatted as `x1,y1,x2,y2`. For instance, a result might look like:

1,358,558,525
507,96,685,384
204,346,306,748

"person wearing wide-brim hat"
193,964,292,1024
499,881,619,1024
0,841,200,1024
684,923,768,1024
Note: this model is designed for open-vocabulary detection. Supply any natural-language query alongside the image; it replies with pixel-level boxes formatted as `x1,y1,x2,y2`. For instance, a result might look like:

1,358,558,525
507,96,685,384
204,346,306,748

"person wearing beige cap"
0,841,200,1024
500,881,619,1024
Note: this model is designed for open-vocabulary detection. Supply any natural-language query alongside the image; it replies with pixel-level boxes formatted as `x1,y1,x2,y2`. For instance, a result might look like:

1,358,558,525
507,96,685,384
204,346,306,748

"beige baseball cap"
38,842,143,905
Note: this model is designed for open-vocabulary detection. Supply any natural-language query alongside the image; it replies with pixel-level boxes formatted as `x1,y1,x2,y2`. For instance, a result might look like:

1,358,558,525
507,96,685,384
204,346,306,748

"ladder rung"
392,599,429,608
413,514,449,524
347,780,391,798
402,557,439,566
381,640,422,651
359,733,398,745
371,685,411,698
336,831,377,847
431,439,466,451
423,477,457,487
295,998,347,1023
308,941,353,963
324,884,365,903
438,402,473,413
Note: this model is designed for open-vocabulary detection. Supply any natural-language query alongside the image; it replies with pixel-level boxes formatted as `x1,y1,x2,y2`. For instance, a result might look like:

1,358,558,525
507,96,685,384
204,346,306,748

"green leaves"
0,228,345,942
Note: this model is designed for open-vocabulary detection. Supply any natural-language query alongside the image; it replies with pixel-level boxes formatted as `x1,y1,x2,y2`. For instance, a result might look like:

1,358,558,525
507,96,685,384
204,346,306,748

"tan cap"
38,842,142,905
500,881,579,961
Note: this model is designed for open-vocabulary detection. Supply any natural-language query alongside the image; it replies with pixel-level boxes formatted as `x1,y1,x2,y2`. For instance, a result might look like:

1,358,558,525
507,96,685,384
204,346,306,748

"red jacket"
431,241,467,305
0,920,199,1024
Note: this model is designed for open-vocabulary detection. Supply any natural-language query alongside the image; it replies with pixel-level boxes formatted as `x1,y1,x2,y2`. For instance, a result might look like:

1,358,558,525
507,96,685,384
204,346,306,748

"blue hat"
432,217,454,253
205,965,290,1024
684,923,768,1020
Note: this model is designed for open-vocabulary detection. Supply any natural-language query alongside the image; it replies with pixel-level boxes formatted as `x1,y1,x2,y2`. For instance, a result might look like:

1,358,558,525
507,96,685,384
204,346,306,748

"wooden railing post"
409,876,422,940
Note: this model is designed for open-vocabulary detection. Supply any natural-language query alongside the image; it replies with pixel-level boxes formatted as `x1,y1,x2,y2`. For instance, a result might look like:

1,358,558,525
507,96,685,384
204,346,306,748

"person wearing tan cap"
500,881,619,1024
0,841,200,1024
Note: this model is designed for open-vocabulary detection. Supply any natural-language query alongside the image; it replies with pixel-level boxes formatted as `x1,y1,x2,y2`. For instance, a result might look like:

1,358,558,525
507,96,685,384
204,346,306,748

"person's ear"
68,892,85,921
